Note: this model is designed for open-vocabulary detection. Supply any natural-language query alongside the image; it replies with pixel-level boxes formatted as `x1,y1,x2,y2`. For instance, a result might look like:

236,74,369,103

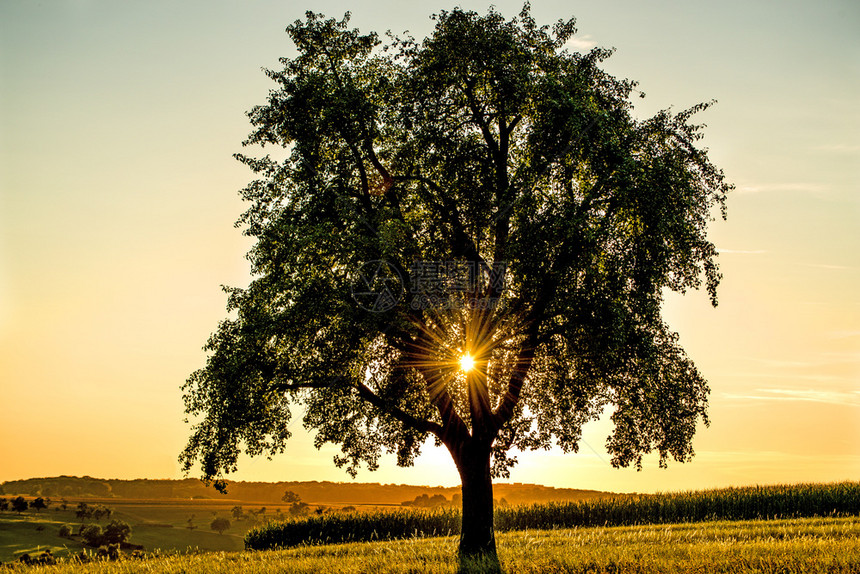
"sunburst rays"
396,297,523,421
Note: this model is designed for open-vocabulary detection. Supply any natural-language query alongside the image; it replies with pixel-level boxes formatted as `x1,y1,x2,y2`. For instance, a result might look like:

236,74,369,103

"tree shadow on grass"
457,553,503,574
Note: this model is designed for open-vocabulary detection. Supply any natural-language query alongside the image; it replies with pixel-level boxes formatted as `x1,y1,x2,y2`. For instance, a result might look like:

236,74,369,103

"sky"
1,0,857,494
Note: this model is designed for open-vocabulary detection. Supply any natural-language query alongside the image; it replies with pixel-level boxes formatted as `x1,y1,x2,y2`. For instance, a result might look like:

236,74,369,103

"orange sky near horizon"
0,0,857,494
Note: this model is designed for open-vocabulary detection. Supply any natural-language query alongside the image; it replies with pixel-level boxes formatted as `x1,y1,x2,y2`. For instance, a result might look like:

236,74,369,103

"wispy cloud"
564,35,597,51
716,248,768,255
755,359,816,369
812,144,860,154
736,183,826,194
802,263,852,270
723,388,860,406
722,372,845,383
828,331,860,340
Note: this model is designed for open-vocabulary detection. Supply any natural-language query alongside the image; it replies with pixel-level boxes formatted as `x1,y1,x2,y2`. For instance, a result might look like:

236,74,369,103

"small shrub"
58,523,73,538
102,520,132,544
81,523,103,546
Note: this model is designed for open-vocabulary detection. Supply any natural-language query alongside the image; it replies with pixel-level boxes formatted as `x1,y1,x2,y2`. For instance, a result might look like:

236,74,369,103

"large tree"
180,4,730,562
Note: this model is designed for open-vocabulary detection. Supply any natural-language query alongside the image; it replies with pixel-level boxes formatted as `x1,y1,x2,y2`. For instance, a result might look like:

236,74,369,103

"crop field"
2,516,858,573
247,481,860,549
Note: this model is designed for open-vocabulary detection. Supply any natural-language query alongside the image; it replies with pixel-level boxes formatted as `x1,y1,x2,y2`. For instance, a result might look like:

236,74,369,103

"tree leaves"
180,4,731,487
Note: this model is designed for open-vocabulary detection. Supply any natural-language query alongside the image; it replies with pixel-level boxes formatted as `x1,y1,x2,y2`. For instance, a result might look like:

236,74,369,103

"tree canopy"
180,4,730,559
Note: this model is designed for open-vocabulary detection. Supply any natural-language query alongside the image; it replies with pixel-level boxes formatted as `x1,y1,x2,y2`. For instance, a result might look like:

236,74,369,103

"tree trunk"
455,441,499,569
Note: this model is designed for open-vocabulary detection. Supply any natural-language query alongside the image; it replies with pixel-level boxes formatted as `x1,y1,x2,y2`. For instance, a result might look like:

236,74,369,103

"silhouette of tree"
29,497,47,513
181,4,730,564
80,524,103,547
11,496,28,514
102,520,132,545
75,502,91,522
210,517,230,535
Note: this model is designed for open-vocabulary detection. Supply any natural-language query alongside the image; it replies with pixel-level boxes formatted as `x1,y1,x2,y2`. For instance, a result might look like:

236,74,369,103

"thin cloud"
723,388,860,406
812,144,860,154
736,183,826,194
722,373,844,383
755,359,816,369
802,263,852,270
828,331,860,339
564,35,597,51
716,248,768,254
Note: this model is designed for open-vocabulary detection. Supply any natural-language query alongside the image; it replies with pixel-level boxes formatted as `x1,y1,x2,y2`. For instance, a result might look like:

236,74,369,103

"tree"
102,520,132,545
0,498,8,512
91,504,112,521
58,524,73,538
29,497,47,513
11,496,28,514
210,517,230,535
288,502,309,516
180,4,730,563
402,493,448,508
80,524,103,547
230,505,245,520
75,502,91,522
281,490,300,504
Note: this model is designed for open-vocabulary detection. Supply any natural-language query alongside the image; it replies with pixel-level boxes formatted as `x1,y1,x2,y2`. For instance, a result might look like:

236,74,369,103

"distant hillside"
0,476,630,506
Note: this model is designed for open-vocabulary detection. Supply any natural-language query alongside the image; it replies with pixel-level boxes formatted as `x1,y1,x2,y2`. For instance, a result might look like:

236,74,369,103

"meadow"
0,499,275,563
2,516,858,573
2,482,858,571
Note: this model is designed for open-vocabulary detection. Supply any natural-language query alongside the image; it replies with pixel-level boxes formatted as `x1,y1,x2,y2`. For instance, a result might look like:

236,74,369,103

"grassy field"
0,500,269,563
1,516,857,573
0,498,418,563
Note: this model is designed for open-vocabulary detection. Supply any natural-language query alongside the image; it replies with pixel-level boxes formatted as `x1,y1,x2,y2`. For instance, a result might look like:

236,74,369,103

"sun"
459,352,475,373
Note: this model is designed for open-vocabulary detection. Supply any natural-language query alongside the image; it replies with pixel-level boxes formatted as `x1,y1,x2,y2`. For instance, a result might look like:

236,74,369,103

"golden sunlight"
459,352,475,373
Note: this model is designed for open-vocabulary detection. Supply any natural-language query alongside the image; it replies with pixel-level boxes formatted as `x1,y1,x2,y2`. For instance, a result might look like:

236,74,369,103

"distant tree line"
0,496,49,514
400,492,509,509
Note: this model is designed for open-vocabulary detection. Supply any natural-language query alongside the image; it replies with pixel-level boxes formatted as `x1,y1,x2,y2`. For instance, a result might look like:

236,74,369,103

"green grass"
0,513,82,564
0,502,261,562
2,516,858,573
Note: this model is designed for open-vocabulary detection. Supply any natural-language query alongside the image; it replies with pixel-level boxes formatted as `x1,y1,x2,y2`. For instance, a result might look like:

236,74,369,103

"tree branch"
415,365,471,448
272,381,333,392
393,175,490,273
491,326,538,431
355,381,445,437
463,81,500,159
